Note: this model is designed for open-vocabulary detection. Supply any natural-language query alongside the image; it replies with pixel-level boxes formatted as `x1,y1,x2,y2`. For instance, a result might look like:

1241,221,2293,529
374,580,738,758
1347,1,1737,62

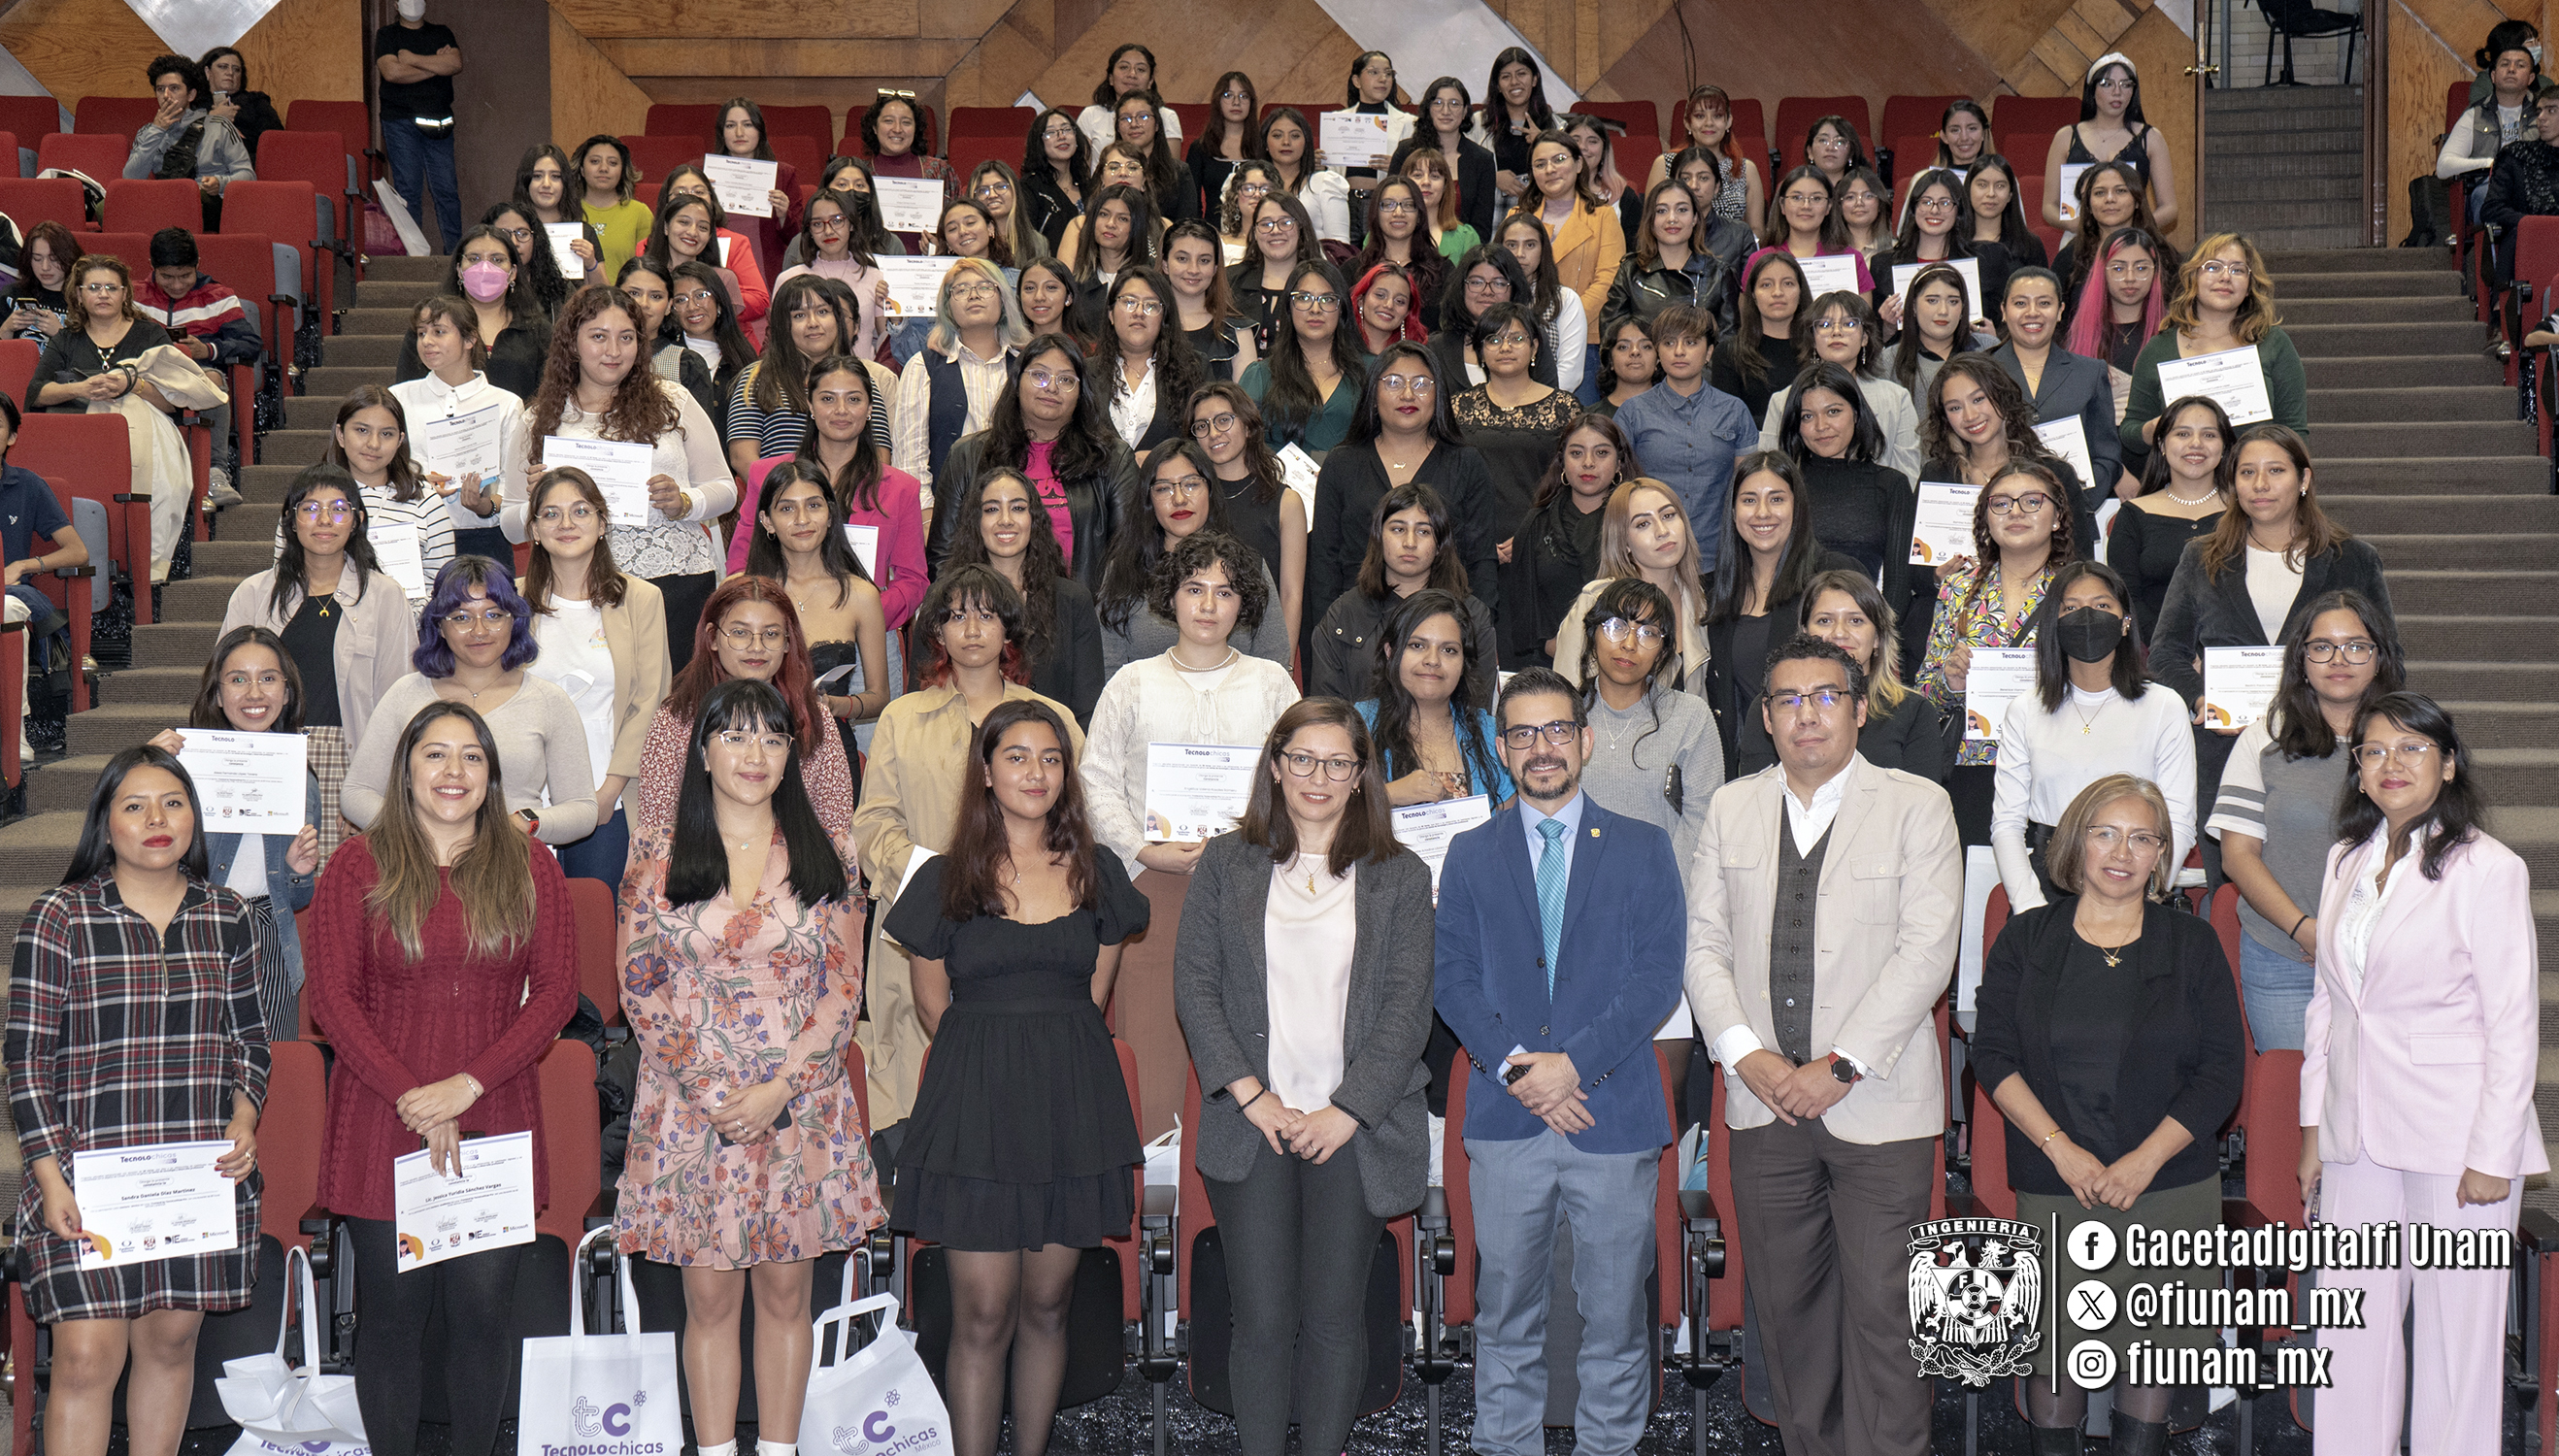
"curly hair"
529,286,681,445
1145,530,1267,636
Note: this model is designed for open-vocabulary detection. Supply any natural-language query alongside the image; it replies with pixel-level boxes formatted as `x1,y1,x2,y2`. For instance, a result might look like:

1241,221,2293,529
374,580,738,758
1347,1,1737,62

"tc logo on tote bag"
517,1229,681,1456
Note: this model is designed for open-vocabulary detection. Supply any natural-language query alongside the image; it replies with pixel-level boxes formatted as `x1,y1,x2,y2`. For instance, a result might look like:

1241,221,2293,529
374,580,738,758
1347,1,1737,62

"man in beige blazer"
1684,636,1961,1456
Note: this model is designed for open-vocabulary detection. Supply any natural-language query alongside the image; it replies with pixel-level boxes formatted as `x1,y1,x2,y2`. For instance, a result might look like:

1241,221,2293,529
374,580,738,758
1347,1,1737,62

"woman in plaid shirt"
7,745,266,1456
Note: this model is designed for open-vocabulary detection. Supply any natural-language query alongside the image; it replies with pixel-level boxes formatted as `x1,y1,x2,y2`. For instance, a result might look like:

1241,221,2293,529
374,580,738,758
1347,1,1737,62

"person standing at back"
1432,666,1684,1456
373,0,463,250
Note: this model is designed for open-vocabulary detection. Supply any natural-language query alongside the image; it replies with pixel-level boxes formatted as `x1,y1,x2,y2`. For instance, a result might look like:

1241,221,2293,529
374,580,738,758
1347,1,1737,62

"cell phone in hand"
1500,1042,1533,1085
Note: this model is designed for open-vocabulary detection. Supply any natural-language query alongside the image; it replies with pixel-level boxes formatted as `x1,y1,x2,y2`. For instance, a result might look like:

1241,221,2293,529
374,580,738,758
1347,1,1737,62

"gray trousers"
1465,1131,1660,1456
1202,1137,1384,1456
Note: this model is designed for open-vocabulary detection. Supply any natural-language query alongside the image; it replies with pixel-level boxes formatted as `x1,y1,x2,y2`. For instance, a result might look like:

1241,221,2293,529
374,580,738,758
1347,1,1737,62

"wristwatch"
517,808,540,834
1828,1053,1860,1085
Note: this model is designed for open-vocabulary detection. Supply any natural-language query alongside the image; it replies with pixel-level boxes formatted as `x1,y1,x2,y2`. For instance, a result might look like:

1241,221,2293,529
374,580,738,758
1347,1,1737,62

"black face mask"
2056,606,2123,664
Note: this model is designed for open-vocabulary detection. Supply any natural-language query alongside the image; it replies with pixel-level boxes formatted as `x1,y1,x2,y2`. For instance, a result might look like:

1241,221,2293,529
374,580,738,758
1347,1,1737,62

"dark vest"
922,348,980,485
1767,818,1832,1064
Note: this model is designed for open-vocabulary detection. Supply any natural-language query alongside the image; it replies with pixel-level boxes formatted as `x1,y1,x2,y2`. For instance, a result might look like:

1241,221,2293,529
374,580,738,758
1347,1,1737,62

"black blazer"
1306,441,1502,634
1971,898,2245,1197
1028,576,1107,728
1702,550,1859,777
1500,489,1606,666
1393,133,1501,245
1858,689,1958,784
1991,343,2122,508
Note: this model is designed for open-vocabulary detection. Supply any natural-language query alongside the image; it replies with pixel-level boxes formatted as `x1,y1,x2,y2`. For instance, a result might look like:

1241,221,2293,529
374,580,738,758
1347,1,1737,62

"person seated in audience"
861,92,957,253
1991,559,2195,910
927,331,1136,590
1748,167,1874,302
853,566,1088,1129
2043,53,2179,233
1965,154,2050,304
633,577,858,841
1711,252,1808,423
771,190,888,352
1166,221,1257,381
1228,192,1323,356
1757,290,1922,480
972,159,1049,265
2052,162,2175,320
1601,180,1728,345
571,135,653,278
196,47,281,157
1426,245,1554,390
314,385,450,608
1975,772,2240,1456
145,627,320,1035
1355,584,1510,804
2206,590,2400,1051
1617,303,1752,558
739,461,892,767
1887,262,1994,404
892,258,1029,503
1101,266,1205,459
341,554,597,848
1593,317,1658,416
1452,301,1579,530
1568,576,1718,852
1240,259,1367,452
9,742,269,1456
646,176,770,347
133,228,257,502
710,97,800,277
514,143,604,284
1186,72,1261,237
1504,413,1629,668
28,254,188,583
1644,85,1764,233
1,222,79,344
1313,480,1497,700
2107,395,2234,643
1260,108,1353,245
1704,450,1862,776
0,393,78,708
1078,44,1183,157
1549,478,1712,697
2480,88,2559,294
1307,343,1497,631
393,225,551,401
1098,441,1289,674
1350,179,1449,333
1800,568,1956,782
1991,266,2123,498
1492,213,1590,392
2443,31,2551,231
1397,145,1485,264
1082,530,1301,881
2119,234,2308,499
1187,387,1302,641
1774,360,1919,599
943,470,1104,726
125,53,255,221
388,296,522,563
1024,106,1093,251
614,257,715,420
309,695,574,1456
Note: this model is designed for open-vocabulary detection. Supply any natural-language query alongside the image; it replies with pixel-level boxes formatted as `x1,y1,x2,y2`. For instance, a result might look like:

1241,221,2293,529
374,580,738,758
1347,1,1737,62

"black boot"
2030,1424,2084,1456
2110,1413,2169,1456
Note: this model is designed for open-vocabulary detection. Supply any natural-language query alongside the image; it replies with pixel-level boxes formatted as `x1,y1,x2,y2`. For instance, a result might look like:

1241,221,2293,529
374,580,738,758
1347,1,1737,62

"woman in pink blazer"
2299,691,2544,1455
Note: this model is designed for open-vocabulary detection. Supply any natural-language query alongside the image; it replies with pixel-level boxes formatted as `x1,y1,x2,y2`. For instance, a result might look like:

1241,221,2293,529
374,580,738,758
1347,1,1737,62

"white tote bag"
215,1243,370,1448
801,1263,954,1456
516,1228,683,1455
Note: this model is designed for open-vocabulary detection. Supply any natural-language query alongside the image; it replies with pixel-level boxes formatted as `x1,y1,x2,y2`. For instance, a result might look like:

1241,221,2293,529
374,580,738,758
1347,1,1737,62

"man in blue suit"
1433,666,1685,1456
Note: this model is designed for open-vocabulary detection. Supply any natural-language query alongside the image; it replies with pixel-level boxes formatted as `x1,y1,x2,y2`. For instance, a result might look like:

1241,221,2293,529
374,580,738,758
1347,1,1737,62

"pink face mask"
459,261,510,303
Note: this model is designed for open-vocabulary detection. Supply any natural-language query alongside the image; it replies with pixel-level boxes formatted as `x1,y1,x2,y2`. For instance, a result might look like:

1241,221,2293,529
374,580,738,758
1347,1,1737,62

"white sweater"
1080,652,1301,877
1988,681,2197,910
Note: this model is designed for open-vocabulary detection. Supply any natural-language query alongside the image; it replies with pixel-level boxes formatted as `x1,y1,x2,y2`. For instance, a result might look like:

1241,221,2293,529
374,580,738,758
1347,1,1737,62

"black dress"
884,854,1150,1251
2106,502,2222,645
805,639,868,788
1214,477,1285,589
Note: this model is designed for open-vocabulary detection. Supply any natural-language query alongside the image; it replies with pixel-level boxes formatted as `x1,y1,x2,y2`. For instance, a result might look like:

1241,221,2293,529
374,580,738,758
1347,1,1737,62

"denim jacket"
204,770,323,994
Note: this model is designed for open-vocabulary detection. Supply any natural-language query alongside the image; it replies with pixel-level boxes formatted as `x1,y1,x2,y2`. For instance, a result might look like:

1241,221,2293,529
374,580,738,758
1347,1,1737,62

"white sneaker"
207,468,243,509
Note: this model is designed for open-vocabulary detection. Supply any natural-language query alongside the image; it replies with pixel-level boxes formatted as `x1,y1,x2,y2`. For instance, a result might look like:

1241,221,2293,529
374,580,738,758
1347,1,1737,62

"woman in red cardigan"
307,699,576,1456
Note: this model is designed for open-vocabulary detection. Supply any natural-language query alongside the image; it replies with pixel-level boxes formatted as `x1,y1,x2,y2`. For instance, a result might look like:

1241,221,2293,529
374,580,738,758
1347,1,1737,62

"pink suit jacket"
2301,829,2549,1180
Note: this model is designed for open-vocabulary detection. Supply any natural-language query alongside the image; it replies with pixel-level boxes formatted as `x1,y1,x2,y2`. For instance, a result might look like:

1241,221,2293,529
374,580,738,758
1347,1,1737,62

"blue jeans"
2239,928,2313,1051
382,118,460,250
555,804,630,891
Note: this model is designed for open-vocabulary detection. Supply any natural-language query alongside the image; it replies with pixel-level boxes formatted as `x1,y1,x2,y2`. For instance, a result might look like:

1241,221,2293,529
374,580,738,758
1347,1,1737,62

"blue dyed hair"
413,554,538,677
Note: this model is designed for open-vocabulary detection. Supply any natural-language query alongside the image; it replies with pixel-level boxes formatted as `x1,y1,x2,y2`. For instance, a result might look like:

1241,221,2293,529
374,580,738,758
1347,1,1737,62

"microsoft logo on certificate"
1908,1217,2044,1385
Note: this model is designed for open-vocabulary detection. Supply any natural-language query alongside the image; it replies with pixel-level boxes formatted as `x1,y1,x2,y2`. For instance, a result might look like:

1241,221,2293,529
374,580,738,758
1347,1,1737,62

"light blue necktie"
1536,816,1568,998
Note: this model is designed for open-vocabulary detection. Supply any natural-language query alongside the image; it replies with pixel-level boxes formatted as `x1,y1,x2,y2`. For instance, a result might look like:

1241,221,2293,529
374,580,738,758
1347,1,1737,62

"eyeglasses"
1254,217,1297,234
1597,616,1667,645
2303,640,2376,664
1499,720,1580,749
295,503,351,522
719,625,790,648
1463,276,1510,293
948,281,1000,301
534,503,597,525
2353,742,2439,770
79,282,122,295
1119,110,1154,124
1289,291,1343,313
1985,493,2050,516
1219,89,1252,103
496,225,533,243
1149,476,1207,499
1114,295,1164,315
674,288,719,307
1237,182,1272,199
2083,825,2166,853
1025,367,1080,391
1767,687,1850,712
2107,260,2156,279
1811,317,1864,334
1378,200,1418,216
440,609,513,630
1189,411,1240,437
1379,375,1436,396
810,216,850,233
974,179,1012,195
1280,749,1361,780
1914,196,1956,213
2199,260,2252,281
714,730,792,754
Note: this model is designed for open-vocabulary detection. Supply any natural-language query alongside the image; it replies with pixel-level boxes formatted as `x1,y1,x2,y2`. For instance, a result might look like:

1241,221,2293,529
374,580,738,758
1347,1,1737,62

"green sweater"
2118,325,2308,477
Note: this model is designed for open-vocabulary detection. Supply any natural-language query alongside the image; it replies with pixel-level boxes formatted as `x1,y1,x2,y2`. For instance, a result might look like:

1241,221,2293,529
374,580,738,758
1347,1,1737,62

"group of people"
0,31,2534,1456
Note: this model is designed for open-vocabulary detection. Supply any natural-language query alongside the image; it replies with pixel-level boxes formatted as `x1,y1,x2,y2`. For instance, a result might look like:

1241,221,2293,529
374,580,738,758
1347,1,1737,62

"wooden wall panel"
0,0,361,118
550,4,648,152
2115,6,2195,250
551,0,920,40
226,0,366,115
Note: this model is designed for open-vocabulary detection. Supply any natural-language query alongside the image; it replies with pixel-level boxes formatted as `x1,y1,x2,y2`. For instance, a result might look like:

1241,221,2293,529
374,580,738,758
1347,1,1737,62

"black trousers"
1201,1137,1383,1456
347,1215,528,1456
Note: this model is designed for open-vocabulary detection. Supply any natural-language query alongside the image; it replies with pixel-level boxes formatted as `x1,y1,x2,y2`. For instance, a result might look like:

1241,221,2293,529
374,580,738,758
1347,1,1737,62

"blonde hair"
1595,478,1707,627
2044,774,2175,900
2163,232,2279,345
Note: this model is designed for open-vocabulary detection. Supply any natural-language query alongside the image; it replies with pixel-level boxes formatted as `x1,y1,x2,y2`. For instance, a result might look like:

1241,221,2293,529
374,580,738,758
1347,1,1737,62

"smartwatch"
1828,1053,1860,1085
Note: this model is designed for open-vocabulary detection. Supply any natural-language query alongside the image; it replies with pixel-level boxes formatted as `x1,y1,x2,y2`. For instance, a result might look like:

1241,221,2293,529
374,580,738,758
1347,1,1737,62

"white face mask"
2534,43,2546,65
396,0,425,19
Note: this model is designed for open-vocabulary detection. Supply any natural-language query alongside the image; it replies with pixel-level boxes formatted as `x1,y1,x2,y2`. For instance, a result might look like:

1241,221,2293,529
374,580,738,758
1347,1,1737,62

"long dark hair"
2136,394,2237,498
1776,359,1882,465
1200,73,1263,162
2029,559,2149,711
663,578,824,750
1705,450,1829,625
665,678,847,910
1533,413,1635,512
1187,381,1285,506
1354,480,1468,600
1575,577,1680,758
1347,340,1462,448
64,745,211,884
1953,458,2077,622
1763,164,1845,251
2336,692,2483,883
1097,440,1232,633
323,385,425,504
1107,265,1205,418
986,334,1116,483
1491,213,1565,328
1072,182,1162,281
2079,55,2150,125
1238,698,1399,879
669,259,757,389
1113,92,1186,218
1262,259,1365,439
1966,153,2041,254
790,352,886,513
1728,251,1810,389
522,467,630,611
188,626,306,732
1480,48,1554,133
2269,589,2404,761
1026,106,1091,189
1437,244,1534,340
2198,422,2348,578
1369,589,1502,775
745,460,875,612
943,470,1065,670
445,223,543,323
272,465,383,620
1889,261,1977,395
1890,168,1977,265
752,275,846,414
481,201,569,318
941,698,1100,918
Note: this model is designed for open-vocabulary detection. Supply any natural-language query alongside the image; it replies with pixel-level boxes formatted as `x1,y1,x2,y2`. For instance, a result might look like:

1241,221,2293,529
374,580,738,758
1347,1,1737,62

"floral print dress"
615,823,881,1268
1915,560,2054,769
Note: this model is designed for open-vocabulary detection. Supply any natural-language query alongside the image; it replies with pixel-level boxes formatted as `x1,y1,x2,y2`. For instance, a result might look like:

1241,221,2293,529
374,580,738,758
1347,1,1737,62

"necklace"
2069,691,2109,735
2162,480,2218,506
1171,645,1240,673
2094,939,2131,968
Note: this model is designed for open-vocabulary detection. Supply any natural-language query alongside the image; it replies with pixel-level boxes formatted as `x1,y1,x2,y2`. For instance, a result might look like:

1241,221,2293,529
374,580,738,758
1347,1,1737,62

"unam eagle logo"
1907,1216,2043,1385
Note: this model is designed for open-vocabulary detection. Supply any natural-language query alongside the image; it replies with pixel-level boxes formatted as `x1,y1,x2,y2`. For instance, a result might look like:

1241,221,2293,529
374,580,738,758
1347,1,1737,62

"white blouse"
1079,652,1301,876
503,378,736,580
2336,828,2418,996
385,369,531,537
1989,682,2199,910
1265,853,1356,1110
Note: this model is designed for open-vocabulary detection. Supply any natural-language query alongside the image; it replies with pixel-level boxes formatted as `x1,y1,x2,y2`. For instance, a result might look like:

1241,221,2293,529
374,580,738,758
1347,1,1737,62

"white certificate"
2203,645,2284,729
544,222,585,280
1890,256,1980,314
842,522,881,579
71,1141,238,1270
873,256,948,319
1392,795,1492,901
701,154,779,219
1963,646,2038,742
1276,443,1320,526
1795,252,1863,301
411,401,506,498
1908,481,1980,566
178,728,307,835
368,518,427,600
2032,415,2094,494
543,435,654,525
391,1130,537,1272
2056,163,2093,222
1144,743,1258,843
2153,346,2273,426
1319,110,1394,168
872,176,945,234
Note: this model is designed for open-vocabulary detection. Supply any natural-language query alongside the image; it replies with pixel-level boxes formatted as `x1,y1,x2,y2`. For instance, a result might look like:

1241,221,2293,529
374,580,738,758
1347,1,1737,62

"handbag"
215,1243,368,1445
516,1228,683,1454
801,1265,954,1456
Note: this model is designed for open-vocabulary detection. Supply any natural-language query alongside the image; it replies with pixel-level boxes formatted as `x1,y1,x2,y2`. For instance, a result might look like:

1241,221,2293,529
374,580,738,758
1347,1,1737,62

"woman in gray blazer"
1173,697,1436,1456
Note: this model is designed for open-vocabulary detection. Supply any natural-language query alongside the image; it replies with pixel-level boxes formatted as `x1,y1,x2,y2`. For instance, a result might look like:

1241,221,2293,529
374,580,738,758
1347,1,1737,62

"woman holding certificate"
2118,234,2306,482
863,93,957,254
650,166,772,347
8,745,265,1456
222,465,417,869
308,700,575,1456
1988,559,2196,911
518,284,734,675
711,98,801,279
149,627,322,1038
390,296,527,566
617,677,878,1456
318,387,451,609
1913,352,2096,654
